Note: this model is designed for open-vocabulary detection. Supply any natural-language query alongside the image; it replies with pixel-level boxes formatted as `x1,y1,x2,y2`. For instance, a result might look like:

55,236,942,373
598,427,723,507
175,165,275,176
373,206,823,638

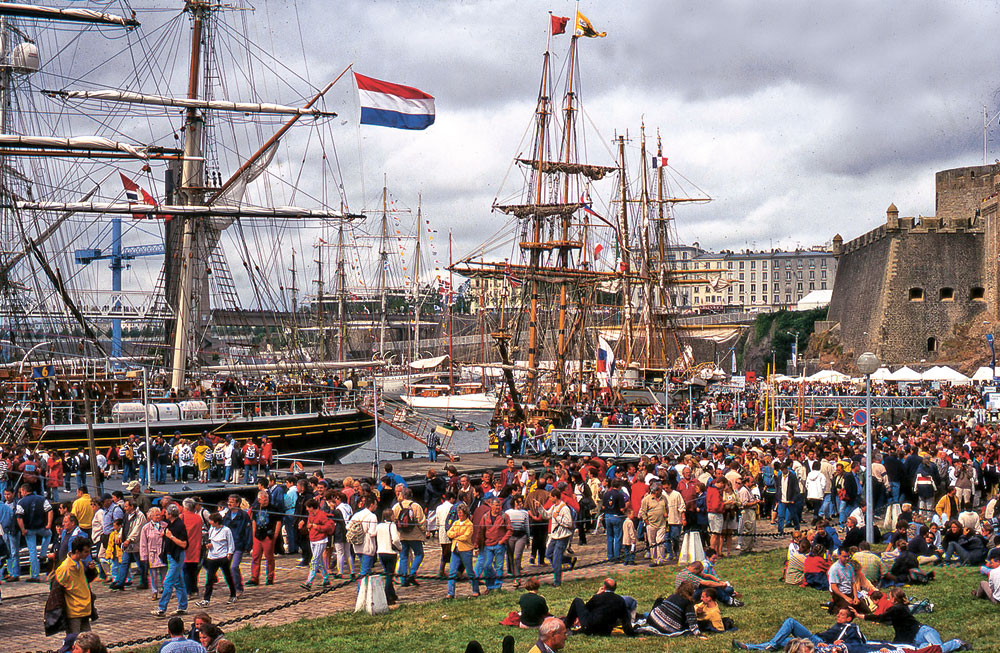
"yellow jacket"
935,494,956,520
71,496,94,531
106,530,123,562
447,518,475,552
55,557,92,619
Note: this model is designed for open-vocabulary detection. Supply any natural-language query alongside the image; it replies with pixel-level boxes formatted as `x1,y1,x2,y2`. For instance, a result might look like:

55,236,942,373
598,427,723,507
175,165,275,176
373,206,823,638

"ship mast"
639,125,654,370
616,134,633,371
170,0,208,391
412,194,422,362
378,182,389,358
554,33,579,396
525,43,551,388
336,224,347,360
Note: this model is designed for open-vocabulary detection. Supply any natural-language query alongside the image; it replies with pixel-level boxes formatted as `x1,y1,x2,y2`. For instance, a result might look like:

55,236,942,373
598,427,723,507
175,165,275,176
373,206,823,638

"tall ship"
451,12,713,426
0,1,378,460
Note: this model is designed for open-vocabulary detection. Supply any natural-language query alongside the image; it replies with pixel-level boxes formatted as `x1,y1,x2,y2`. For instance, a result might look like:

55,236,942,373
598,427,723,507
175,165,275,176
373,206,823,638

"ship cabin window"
971,287,986,301
908,287,924,301
939,287,954,301
927,337,938,352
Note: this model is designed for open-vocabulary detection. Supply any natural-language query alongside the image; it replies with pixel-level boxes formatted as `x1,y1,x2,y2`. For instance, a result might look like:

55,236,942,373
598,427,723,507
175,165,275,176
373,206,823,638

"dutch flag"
354,72,435,131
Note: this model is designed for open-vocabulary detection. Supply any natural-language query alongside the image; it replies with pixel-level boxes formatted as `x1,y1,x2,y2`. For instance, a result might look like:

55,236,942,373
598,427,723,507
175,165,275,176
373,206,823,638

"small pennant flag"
576,11,606,38
551,15,570,35
594,243,604,259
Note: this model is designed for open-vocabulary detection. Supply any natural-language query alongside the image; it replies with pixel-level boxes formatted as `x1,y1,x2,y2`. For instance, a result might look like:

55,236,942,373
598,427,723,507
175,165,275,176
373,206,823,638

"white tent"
869,367,893,381
807,369,850,383
887,366,921,382
921,366,970,384
972,366,997,382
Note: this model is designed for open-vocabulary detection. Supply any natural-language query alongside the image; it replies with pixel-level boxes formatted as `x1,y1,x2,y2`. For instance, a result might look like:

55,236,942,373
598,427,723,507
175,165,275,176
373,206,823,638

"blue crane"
74,215,165,358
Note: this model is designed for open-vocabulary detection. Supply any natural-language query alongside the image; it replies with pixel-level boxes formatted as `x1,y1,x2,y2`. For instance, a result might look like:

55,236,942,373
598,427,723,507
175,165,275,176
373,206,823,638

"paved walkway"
0,520,788,652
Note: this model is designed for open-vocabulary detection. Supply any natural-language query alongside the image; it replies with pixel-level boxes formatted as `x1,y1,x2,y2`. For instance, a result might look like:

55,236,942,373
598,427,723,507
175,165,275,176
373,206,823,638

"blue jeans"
4,530,20,577
245,465,258,484
224,465,232,482
357,553,375,592
475,543,505,591
24,528,51,580
604,514,624,560
427,446,438,462
230,549,245,592
819,493,834,519
138,462,148,486
915,625,962,653
890,481,902,505
546,536,569,586
159,556,188,612
284,515,299,555
666,525,682,557
397,540,424,585
113,551,135,586
447,549,478,596
776,503,797,534
745,617,821,650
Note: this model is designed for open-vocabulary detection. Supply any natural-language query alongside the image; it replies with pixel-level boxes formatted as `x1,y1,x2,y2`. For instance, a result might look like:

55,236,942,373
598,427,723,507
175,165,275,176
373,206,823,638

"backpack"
245,444,257,460
396,502,416,530
444,505,460,532
346,518,367,546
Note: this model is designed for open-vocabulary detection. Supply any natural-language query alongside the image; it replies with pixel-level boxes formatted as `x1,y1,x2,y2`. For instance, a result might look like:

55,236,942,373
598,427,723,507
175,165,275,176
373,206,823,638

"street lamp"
857,351,880,544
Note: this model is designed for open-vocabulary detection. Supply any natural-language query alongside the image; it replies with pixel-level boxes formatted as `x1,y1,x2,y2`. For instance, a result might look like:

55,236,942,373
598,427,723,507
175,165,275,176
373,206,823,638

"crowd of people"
1,379,1000,650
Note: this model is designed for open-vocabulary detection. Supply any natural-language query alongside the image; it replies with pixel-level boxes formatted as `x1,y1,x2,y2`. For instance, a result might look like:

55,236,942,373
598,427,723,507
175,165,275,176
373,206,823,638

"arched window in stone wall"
939,287,954,301
970,287,985,301
909,288,924,301
927,337,938,352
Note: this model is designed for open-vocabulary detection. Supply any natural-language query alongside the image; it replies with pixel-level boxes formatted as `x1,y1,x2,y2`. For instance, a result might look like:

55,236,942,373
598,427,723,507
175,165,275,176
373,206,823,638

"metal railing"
531,427,826,457
770,395,939,410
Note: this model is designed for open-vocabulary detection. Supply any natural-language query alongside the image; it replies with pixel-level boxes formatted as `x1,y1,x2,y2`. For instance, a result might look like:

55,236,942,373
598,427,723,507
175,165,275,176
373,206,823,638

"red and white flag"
120,172,166,220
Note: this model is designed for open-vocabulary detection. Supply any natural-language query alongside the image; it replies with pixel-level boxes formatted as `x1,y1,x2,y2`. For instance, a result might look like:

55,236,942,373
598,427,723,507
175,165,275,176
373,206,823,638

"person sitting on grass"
803,544,831,590
731,607,866,651
697,548,745,606
694,588,734,633
972,550,1000,604
517,576,549,628
160,616,207,653
887,539,934,586
942,524,987,567
637,579,707,639
827,548,869,615
907,525,942,567
561,577,634,637
853,587,970,652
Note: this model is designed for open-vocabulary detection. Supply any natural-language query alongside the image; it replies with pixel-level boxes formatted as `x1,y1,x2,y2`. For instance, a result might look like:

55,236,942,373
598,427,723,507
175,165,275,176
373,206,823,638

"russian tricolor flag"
354,72,435,130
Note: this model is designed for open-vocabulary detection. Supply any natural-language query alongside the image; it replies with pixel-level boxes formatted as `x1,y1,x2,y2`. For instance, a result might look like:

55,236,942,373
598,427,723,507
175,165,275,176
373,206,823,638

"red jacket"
706,485,724,514
307,510,334,542
477,511,512,547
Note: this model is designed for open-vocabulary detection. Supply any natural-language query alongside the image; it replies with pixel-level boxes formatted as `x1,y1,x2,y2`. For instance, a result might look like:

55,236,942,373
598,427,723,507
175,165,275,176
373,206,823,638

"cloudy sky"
22,0,1000,305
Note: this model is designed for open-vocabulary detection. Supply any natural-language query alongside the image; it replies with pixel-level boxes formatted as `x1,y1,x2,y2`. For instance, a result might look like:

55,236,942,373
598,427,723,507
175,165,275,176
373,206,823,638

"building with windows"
672,245,838,312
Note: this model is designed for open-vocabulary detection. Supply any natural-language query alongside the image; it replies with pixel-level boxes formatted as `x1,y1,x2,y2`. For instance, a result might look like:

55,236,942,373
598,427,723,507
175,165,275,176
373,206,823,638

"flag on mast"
596,337,615,387
575,11,606,38
120,172,161,219
355,72,435,130
551,15,570,35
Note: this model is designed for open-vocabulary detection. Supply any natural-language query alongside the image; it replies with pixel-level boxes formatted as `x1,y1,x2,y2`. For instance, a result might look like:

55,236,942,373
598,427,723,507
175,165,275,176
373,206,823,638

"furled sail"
45,89,337,116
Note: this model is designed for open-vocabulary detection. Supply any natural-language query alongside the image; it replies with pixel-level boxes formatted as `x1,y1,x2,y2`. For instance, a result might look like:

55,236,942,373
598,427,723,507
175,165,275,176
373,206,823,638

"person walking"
197,512,237,607
601,479,626,562
299,499,334,591
392,488,426,587
53,537,95,635
139,506,166,600
222,494,251,597
475,498,512,593
375,508,401,604
152,503,189,617
639,483,667,566
248,490,281,586
545,489,574,587
446,504,479,598
16,483,53,582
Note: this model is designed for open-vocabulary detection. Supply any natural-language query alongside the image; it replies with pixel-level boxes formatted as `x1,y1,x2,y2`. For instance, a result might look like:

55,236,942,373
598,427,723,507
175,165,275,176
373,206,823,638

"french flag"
354,72,435,130
596,337,615,386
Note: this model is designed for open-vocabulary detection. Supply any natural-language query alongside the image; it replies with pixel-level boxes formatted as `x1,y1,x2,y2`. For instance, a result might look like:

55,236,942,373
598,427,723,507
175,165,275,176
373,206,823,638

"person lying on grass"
731,607,866,651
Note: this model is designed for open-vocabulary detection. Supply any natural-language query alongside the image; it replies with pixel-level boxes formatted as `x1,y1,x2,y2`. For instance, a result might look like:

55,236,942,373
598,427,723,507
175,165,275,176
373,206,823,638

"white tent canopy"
887,366,922,382
806,369,850,383
972,366,997,382
869,367,893,381
921,366,970,384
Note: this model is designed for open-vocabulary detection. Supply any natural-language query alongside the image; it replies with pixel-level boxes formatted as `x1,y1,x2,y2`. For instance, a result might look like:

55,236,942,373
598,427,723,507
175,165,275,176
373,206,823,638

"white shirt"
206,524,235,560
434,501,453,544
375,521,400,555
349,508,378,556
989,565,1000,602
806,470,828,500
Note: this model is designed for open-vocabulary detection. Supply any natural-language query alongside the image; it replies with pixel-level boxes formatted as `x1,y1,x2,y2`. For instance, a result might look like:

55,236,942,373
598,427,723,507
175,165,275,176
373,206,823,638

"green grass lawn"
173,550,1000,653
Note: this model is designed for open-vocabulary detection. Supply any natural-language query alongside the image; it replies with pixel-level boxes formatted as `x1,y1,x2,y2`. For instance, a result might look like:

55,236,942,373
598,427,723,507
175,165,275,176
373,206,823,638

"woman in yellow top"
194,442,211,483
445,505,480,598
107,518,127,590
55,538,94,634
